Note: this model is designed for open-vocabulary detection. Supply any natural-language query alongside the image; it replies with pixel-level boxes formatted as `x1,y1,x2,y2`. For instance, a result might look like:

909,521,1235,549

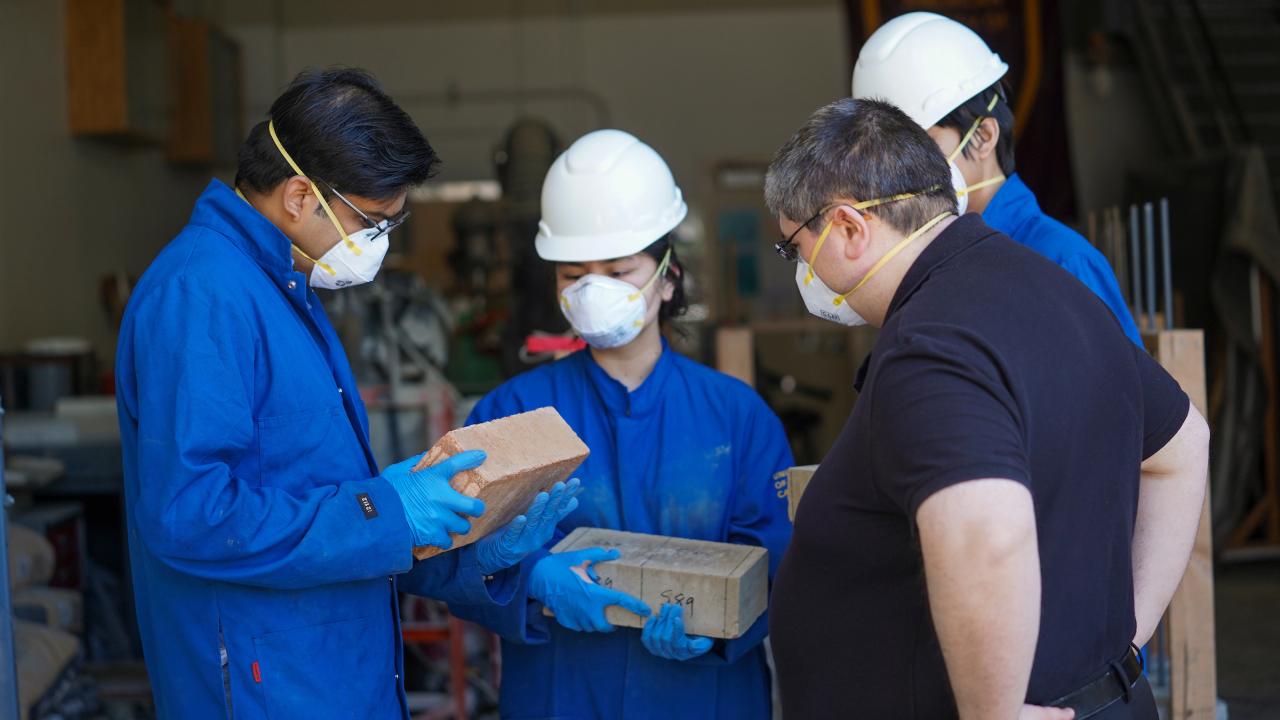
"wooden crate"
548,527,768,639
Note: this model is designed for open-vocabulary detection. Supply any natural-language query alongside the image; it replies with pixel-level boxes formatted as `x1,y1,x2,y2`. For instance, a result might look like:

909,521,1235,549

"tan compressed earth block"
411,407,589,560
786,465,819,521
547,527,768,639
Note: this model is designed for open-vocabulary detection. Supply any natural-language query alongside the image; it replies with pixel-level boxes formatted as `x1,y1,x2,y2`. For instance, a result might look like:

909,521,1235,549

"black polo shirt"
769,214,1189,719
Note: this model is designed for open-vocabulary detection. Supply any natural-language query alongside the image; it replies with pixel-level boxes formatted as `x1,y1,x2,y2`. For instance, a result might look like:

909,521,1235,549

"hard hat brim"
534,203,688,263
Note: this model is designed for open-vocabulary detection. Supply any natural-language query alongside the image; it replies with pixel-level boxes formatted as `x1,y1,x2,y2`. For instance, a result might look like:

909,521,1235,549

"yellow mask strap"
803,221,836,286
947,93,1001,164
628,247,674,302
834,211,952,304
957,175,1006,197
234,184,337,277
851,188,934,212
267,120,362,257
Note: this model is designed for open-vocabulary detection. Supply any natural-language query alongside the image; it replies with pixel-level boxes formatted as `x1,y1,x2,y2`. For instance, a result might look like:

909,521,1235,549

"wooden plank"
715,327,754,388
1143,329,1216,720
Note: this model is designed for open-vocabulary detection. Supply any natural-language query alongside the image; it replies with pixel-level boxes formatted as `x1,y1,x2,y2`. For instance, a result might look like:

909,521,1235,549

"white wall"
227,5,848,203
0,0,217,365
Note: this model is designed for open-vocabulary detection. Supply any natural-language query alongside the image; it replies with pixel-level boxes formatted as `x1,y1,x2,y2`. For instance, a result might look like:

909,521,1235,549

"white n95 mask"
796,257,867,326
301,225,390,290
949,161,969,215
559,249,671,349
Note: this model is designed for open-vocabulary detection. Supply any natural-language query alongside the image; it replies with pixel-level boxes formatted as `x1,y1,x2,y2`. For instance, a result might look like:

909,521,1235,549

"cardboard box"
787,465,819,521
412,407,589,560
547,527,768,639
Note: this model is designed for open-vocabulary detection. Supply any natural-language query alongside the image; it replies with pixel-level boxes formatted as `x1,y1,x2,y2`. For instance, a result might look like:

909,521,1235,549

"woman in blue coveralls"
448,129,794,719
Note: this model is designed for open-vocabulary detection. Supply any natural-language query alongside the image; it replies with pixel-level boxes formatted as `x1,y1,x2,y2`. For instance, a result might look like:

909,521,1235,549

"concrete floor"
1214,560,1280,720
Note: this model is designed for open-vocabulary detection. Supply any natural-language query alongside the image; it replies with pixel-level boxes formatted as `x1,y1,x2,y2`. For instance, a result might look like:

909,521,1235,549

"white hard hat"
535,129,688,263
851,12,1008,130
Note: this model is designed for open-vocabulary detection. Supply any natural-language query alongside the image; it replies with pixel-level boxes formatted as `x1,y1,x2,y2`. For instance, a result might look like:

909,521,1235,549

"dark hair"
641,235,688,326
235,67,439,200
763,98,956,236
936,80,1016,177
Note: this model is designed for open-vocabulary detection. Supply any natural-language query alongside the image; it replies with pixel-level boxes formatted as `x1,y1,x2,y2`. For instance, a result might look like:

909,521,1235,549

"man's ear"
972,117,1001,162
830,205,872,262
280,176,314,223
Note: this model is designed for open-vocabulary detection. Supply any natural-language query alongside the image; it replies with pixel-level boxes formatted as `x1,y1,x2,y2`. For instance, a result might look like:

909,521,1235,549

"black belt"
1047,646,1144,719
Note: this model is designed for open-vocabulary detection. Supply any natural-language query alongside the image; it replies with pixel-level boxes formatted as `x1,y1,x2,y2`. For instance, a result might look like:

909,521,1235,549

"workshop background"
2,0,1278,718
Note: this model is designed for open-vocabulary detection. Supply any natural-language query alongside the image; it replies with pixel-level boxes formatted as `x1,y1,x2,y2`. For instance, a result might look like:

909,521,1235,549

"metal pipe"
1160,197,1174,329
1144,202,1157,331
1130,205,1143,323
0,402,20,720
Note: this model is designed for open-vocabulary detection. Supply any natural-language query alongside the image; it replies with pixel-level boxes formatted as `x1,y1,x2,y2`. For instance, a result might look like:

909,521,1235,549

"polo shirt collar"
883,213,997,324
982,172,1037,238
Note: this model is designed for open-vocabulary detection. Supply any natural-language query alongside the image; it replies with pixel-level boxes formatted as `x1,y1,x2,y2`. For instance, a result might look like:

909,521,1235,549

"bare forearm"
919,480,1041,720
1131,409,1210,645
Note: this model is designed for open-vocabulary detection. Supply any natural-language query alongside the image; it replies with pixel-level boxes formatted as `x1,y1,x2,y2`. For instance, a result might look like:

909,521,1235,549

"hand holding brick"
411,407,590,560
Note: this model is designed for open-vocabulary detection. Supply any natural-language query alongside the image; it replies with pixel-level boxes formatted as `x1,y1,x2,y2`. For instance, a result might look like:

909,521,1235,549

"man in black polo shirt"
763,98,1210,720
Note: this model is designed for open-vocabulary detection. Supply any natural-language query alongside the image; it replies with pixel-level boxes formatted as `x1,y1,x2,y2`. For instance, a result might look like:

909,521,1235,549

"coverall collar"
581,338,676,417
188,179,308,289
883,213,999,328
982,172,1037,237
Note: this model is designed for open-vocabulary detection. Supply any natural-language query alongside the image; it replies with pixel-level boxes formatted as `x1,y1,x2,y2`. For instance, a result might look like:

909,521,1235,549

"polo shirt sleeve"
1133,343,1191,459
868,325,1030,522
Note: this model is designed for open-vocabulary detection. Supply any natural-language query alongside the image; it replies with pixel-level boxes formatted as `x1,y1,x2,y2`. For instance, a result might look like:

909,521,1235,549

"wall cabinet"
66,0,168,141
166,17,243,166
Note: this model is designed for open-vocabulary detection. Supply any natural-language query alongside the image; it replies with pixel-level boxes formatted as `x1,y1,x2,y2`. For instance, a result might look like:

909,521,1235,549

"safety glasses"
775,205,835,263
320,180,411,242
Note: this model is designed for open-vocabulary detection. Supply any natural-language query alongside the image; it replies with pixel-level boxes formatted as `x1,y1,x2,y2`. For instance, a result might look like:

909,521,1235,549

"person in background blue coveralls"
115,68,581,720
852,11,1144,345
447,129,795,719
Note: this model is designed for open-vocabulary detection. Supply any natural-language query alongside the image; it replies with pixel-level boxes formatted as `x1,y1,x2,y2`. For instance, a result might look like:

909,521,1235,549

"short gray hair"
764,98,956,235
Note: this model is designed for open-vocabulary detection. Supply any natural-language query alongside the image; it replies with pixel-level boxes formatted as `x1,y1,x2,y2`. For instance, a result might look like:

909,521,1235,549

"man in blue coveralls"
116,68,579,719
852,11,1143,345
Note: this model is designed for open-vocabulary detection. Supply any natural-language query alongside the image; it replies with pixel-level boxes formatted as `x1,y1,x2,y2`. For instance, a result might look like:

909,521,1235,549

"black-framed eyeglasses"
320,180,411,241
774,205,833,263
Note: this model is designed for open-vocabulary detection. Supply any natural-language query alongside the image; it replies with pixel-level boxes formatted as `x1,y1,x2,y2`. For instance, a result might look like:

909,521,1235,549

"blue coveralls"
448,343,794,719
116,180,516,719
983,173,1143,344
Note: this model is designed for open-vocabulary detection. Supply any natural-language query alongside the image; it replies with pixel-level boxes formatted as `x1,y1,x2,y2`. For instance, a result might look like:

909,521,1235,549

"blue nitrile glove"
641,602,714,661
381,450,487,551
530,547,652,632
474,478,584,575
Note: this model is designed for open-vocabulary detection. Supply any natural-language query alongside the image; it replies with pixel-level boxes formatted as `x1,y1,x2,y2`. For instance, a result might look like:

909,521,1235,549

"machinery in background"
474,117,571,380
325,269,460,470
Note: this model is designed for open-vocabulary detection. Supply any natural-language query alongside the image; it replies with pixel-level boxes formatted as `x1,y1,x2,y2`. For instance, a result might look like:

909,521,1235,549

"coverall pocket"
251,616,390,719
256,406,345,492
